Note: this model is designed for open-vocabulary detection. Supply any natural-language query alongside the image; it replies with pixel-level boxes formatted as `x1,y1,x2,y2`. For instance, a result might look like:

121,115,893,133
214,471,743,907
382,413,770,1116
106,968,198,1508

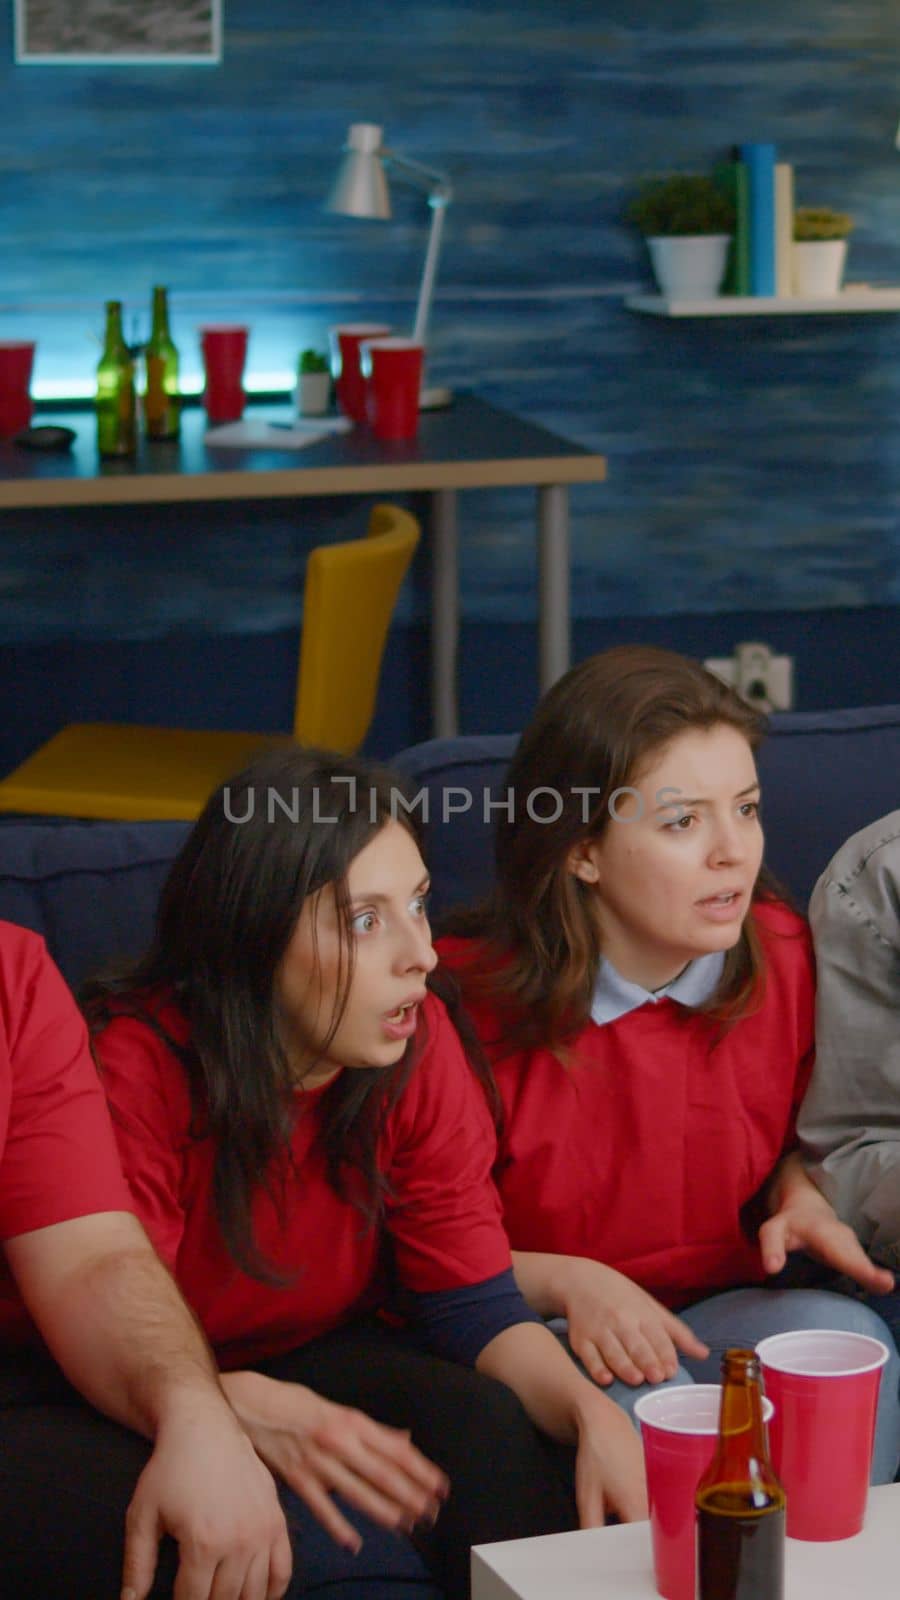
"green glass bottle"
143,285,180,440
96,300,136,459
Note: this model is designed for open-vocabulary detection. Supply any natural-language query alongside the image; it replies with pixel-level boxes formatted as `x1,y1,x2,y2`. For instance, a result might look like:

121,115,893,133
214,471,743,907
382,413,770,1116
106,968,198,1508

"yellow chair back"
294,502,420,750
0,503,420,821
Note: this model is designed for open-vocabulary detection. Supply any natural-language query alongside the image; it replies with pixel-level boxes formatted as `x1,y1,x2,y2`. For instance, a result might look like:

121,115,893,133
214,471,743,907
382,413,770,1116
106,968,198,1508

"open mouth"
384,1000,419,1023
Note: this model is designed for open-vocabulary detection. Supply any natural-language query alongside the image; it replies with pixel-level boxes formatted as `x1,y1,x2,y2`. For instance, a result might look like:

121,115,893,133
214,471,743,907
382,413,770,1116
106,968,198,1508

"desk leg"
431,488,459,738
537,484,571,693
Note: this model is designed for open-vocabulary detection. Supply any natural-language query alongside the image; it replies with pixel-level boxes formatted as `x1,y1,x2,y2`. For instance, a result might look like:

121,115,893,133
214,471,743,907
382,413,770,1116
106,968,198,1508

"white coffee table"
472,1482,899,1599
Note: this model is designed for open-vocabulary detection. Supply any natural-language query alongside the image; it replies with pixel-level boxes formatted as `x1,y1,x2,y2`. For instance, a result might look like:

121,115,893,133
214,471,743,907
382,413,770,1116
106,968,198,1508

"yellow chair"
0,503,420,821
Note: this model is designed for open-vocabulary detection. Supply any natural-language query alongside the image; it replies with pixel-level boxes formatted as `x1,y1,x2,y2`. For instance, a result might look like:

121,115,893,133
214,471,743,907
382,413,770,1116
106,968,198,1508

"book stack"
714,144,793,298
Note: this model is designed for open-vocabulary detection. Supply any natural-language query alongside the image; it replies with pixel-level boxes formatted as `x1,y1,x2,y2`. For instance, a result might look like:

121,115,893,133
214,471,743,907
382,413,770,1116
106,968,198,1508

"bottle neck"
715,1366,772,1471
150,289,170,341
102,302,128,357
701,1349,783,1505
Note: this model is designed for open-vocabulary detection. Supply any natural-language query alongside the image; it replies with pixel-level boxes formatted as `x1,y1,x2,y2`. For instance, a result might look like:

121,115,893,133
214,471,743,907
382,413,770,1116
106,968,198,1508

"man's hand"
221,1371,449,1553
122,1389,292,1600
558,1258,709,1387
571,1388,649,1528
760,1155,895,1294
5,1216,292,1600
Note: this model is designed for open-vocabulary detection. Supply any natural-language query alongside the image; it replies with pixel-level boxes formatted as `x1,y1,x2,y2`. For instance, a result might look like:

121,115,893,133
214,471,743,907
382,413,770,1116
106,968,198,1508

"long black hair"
82,745,482,1280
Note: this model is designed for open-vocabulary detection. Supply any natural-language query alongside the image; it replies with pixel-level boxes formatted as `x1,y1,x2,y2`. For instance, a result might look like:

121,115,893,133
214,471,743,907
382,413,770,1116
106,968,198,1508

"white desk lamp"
327,122,453,408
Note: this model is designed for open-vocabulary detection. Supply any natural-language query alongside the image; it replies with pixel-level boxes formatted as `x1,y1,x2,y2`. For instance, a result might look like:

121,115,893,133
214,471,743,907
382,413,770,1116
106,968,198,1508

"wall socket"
705,641,794,713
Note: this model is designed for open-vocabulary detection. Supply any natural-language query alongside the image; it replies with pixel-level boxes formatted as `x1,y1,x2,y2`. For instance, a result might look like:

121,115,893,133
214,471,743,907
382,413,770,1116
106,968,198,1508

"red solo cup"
329,324,392,423
635,1385,773,1600
757,1329,888,1541
362,337,423,442
200,326,249,424
0,340,36,438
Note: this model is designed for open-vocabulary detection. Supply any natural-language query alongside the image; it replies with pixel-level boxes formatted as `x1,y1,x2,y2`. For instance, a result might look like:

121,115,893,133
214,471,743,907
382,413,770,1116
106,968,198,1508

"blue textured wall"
0,1,897,732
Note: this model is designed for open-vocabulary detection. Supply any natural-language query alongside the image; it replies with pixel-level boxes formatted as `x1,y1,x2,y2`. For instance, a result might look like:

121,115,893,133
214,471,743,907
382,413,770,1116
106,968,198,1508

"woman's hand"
571,1387,649,1528
539,1255,709,1386
221,1370,449,1552
476,1320,649,1528
760,1154,895,1294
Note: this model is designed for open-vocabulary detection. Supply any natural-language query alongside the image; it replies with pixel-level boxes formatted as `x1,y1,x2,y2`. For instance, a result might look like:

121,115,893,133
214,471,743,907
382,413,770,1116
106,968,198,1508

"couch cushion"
392,705,900,914
757,704,900,904
0,820,189,989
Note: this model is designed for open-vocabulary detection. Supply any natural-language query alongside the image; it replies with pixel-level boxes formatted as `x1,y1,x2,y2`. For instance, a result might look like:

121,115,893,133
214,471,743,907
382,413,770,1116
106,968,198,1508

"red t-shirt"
0,922,134,1345
439,900,815,1309
95,991,511,1368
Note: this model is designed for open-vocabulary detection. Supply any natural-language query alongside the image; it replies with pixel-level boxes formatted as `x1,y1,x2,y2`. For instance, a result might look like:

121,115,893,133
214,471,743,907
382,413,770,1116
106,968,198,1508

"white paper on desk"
204,418,352,449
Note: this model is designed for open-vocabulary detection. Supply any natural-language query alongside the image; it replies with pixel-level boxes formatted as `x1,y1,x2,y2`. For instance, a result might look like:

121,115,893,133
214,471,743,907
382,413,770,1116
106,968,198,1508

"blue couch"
0,704,898,989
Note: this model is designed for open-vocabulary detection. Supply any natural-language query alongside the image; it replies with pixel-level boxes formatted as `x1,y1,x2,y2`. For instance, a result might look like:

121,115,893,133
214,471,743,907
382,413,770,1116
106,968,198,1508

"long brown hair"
82,746,488,1281
446,644,783,1050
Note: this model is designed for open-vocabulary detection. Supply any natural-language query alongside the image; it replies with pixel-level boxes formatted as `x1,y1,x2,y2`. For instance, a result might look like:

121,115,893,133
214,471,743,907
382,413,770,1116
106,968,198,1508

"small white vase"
296,371,331,416
646,234,731,300
791,239,847,298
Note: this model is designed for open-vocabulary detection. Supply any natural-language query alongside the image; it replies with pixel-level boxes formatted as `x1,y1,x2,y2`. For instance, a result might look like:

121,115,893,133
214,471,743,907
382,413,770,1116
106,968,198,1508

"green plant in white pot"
627,175,735,299
296,348,331,416
792,207,854,298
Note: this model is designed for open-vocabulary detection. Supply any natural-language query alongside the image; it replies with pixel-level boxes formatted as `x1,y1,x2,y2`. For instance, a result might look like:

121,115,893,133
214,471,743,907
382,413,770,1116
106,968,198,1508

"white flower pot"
646,234,731,300
296,371,331,416
791,239,848,298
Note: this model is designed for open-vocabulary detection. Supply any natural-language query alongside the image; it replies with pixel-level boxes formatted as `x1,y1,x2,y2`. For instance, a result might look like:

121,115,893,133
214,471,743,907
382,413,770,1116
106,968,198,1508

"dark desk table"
0,396,607,737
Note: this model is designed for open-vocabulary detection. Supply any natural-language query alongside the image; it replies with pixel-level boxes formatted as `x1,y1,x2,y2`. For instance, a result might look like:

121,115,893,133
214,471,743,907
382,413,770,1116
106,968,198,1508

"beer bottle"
96,300,136,458
143,285,180,440
695,1349,786,1600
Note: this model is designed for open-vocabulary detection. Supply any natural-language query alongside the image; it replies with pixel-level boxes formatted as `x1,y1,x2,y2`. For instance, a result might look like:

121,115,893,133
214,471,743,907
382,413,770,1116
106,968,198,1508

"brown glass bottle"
96,300,136,458
695,1349,786,1600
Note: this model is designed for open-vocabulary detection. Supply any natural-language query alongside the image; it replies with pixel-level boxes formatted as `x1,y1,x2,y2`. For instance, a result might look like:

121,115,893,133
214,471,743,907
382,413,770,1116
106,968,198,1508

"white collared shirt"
590,950,726,1027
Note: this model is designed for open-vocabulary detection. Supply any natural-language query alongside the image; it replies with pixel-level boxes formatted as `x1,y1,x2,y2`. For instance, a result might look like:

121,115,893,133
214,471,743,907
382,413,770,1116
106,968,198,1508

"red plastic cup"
362,337,423,442
200,326,249,424
757,1329,888,1541
635,1385,773,1600
0,341,36,438
330,324,392,423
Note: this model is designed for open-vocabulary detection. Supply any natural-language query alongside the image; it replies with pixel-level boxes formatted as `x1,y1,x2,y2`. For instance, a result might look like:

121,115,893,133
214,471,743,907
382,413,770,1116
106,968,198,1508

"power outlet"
705,642,794,713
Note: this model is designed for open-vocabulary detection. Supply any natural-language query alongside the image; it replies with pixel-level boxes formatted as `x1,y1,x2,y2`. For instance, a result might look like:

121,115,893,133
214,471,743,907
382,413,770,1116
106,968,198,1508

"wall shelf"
625,286,900,318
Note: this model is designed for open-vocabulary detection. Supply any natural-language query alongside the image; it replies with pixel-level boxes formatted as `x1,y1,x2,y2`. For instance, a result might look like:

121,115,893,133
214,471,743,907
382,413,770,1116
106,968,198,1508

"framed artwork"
14,1,223,64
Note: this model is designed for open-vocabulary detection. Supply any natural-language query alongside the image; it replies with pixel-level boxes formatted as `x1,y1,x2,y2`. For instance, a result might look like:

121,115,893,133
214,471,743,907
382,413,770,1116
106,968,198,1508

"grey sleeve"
798,824,900,1270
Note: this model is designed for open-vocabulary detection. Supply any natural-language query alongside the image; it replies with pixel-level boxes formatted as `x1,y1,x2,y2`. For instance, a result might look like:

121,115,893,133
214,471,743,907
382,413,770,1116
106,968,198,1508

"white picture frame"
14,1,223,65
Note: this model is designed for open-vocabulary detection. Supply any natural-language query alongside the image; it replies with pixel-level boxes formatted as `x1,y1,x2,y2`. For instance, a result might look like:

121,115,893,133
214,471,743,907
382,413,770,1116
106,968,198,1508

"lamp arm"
381,148,453,204
380,143,453,354
413,198,448,347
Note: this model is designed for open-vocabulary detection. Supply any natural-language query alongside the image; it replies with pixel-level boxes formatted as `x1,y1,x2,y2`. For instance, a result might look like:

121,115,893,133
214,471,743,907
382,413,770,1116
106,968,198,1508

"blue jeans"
866,1284,900,1363
552,1284,900,1484
279,1490,439,1599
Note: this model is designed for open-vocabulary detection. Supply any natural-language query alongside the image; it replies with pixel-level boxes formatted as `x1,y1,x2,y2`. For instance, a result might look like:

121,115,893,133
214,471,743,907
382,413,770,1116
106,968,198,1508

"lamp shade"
327,122,391,219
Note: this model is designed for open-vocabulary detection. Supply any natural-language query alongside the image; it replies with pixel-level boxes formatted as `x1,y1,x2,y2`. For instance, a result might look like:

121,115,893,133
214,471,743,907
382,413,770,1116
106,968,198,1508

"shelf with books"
624,287,900,318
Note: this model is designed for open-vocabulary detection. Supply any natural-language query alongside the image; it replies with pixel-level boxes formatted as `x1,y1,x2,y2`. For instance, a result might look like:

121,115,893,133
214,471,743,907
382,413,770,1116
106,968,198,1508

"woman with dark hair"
83,745,646,1600
438,644,900,1482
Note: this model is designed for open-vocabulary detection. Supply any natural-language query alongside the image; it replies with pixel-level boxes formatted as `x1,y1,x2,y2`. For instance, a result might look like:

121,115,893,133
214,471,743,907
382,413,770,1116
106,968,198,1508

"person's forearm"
475,1320,600,1444
31,1242,223,1438
512,1249,578,1318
